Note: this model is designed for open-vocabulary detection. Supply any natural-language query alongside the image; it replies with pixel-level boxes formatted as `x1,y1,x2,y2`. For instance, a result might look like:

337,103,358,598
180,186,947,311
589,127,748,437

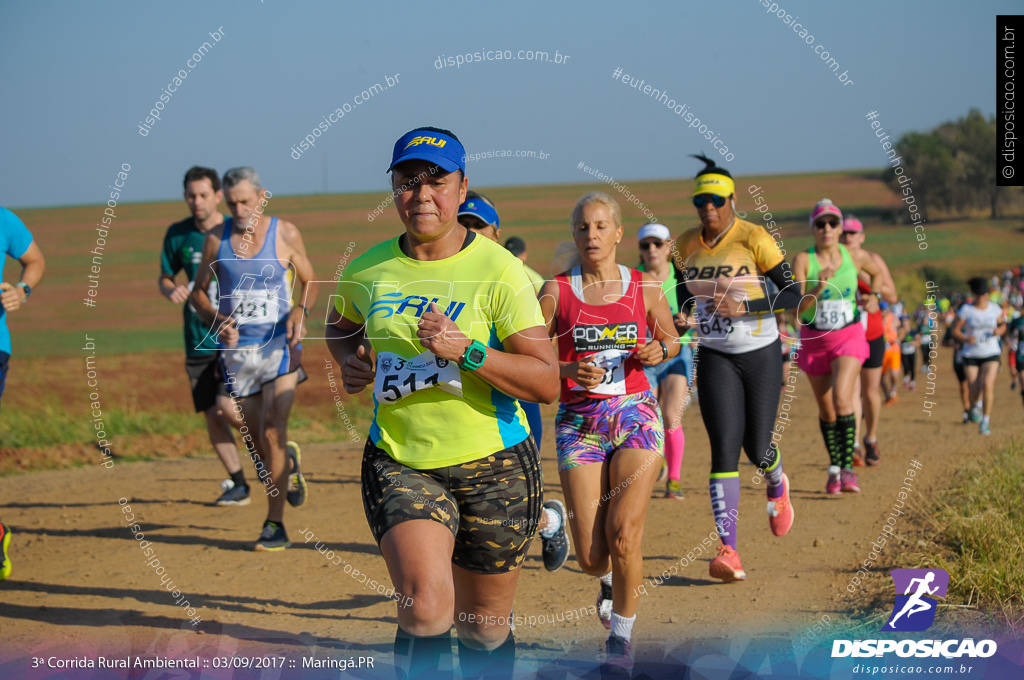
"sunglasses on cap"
814,218,841,230
693,194,727,209
458,216,494,230
639,240,665,250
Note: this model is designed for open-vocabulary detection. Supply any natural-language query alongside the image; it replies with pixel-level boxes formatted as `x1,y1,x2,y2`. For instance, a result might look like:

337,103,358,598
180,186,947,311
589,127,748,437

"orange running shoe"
709,544,746,582
767,473,794,537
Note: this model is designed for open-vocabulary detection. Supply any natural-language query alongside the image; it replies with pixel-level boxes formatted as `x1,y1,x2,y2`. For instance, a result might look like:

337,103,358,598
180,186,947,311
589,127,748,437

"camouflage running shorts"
361,437,543,574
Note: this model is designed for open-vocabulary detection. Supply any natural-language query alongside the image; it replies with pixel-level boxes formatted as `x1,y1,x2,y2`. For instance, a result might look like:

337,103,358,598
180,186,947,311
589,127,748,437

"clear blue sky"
0,0,1013,208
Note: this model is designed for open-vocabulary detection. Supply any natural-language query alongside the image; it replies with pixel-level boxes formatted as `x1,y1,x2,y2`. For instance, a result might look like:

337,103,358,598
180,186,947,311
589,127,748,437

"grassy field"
841,437,1024,639
2,169,1021,460
8,169,1022,359
908,438,1024,634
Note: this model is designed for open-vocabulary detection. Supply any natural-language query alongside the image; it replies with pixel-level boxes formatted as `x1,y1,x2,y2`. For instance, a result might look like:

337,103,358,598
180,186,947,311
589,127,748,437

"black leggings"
902,352,917,381
696,339,783,474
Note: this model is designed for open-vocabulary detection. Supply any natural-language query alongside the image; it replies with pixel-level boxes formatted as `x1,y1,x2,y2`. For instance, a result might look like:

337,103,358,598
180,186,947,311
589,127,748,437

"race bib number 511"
374,350,463,404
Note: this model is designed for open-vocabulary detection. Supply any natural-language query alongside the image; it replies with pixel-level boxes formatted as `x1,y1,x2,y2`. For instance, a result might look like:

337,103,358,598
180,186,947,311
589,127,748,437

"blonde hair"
555,192,623,273
570,191,622,230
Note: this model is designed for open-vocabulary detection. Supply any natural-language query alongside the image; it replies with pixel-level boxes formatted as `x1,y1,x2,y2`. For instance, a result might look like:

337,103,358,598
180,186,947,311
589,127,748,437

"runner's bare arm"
538,279,560,338
417,302,559,404
190,231,223,326
538,278,603,388
870,252,898,304
15,241,44,289
994,314,1008,337
326,308,374,394
279,220,317,346
0,241,44,312
636,272,680,366
792,253,817,315
158,272,189,304
855,249,885,299
950,316,970,344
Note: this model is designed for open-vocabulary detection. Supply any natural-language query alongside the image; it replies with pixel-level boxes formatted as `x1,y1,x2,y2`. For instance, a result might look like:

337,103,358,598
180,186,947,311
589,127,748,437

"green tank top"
801,244,859,330
637,263,679,314
638,263,693,342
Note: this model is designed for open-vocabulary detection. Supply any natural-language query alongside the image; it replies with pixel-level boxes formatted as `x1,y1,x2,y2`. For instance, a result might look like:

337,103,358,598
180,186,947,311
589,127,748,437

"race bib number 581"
815,299,853,331
374,350,463,404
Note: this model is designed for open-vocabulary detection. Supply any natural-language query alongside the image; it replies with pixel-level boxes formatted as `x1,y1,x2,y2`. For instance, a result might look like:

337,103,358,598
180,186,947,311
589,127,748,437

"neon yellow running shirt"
336,234,545,469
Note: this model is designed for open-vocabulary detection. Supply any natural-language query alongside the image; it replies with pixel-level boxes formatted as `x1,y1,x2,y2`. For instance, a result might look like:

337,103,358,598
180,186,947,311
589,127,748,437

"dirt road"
1,345,1021,678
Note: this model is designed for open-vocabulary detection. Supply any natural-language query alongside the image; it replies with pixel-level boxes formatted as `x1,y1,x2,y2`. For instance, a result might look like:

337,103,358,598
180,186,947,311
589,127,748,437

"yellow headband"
692,173,735,198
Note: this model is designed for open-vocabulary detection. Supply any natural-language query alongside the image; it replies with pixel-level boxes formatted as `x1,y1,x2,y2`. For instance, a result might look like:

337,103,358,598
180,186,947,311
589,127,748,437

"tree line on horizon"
886,108,1021,221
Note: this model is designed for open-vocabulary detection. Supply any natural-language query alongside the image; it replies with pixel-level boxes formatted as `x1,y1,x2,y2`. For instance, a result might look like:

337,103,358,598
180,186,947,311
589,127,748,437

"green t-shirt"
523,263,545,295
637,263,692,342
160,217,223,356
636,263,679,314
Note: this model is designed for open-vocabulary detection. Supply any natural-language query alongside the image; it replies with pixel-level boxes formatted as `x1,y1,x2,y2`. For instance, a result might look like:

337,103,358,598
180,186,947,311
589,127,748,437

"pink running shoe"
767,473,794,537
841,469,861,493
826,466,842,495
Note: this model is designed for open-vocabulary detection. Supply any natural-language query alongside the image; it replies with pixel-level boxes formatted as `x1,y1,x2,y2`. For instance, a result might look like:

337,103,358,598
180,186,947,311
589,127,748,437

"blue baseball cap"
457,198,499,227
388,129,466,174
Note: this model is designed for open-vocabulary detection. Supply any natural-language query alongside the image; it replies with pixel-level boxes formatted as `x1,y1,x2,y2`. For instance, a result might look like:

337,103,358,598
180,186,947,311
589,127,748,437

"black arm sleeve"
674,263,695,313
745,261,801,314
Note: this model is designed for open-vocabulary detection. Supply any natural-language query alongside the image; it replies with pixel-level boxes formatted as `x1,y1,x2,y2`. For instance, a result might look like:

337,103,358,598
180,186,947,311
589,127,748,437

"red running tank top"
555,265,651,401
858,278,883,340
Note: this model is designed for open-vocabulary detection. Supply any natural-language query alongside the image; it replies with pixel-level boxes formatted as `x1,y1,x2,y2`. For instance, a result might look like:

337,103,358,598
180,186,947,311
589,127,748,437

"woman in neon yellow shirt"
327,126,559,680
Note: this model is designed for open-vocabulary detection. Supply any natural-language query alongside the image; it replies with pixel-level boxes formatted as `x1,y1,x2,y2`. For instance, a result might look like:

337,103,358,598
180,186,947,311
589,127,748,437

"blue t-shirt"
0,208,34,355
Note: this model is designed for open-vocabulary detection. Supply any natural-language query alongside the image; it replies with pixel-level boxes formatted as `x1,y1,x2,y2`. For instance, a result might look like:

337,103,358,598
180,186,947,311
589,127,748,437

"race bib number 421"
374,350,462,404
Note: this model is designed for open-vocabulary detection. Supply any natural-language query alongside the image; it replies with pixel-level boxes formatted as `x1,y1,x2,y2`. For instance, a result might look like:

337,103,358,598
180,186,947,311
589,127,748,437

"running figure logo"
882,568,949,632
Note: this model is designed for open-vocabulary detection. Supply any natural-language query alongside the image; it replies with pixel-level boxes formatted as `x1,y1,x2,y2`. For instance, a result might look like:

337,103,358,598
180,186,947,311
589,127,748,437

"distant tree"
885,109,1002,220
884,131,953,221
938,109,999,217
920,264,963,295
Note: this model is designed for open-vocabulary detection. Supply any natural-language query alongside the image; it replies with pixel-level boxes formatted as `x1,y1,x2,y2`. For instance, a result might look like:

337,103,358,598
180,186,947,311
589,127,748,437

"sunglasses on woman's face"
639,240,665,250
814,218,841,230
693,194,727,209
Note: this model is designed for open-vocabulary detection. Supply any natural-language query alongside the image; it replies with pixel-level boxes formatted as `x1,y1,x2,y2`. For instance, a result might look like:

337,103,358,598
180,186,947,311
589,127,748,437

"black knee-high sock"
836,414,857,470
457,631,515,680
819,419,839,467
394,627,453,680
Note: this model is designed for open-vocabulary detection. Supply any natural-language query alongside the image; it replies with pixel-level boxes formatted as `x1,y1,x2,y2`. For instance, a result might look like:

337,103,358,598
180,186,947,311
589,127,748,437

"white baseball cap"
637,223,671,242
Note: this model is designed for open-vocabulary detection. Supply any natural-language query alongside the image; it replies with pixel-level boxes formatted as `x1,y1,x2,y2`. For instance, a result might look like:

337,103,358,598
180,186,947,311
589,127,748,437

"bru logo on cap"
404,136,447,150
